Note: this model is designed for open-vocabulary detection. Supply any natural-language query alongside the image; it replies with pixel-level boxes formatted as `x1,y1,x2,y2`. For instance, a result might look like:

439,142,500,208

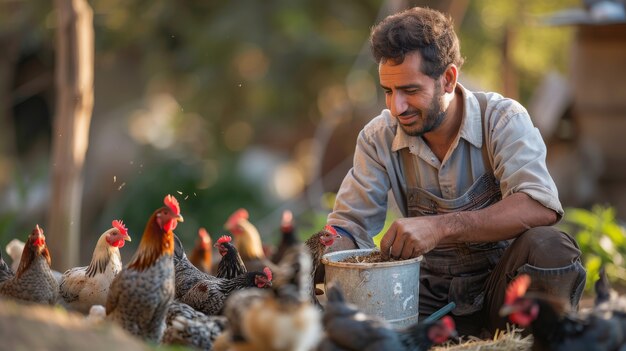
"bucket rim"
321,248,422,268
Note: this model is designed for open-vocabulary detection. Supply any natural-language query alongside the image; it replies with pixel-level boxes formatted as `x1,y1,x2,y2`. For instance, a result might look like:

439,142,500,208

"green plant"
557,205,626,292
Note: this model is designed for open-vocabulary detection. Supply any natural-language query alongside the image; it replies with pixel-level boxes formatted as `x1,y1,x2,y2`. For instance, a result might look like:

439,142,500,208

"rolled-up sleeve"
488,102,564,218
327,127,392,248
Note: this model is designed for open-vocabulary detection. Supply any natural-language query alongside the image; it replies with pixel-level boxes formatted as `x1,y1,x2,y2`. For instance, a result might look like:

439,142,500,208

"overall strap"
402,91,493,189
401,147,418,189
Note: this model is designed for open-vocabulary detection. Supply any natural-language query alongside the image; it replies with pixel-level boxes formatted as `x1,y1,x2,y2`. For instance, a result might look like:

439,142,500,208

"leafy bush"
557,205,626,292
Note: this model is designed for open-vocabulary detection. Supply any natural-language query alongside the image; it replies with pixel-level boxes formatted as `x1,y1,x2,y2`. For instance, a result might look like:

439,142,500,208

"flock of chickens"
1,194,625,350
0,195,455,351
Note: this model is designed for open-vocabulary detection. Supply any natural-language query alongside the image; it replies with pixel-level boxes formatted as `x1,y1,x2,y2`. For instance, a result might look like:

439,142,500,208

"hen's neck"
16,246,50,279
304,234,325,267
128,216,174,271
236,220,265,259
85,234,122,277
218,272,257,293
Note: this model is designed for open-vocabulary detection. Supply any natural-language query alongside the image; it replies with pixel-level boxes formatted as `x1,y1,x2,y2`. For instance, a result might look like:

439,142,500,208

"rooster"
59,219,132,313
0,225,59,305
224,208,278,273
318,282,457,351
190,227,213,274
305,225,340,308
215,235,247,279
270,210,299,264
106,194,183,342
499,273,626,351
215,243,322,351
162,300,228,350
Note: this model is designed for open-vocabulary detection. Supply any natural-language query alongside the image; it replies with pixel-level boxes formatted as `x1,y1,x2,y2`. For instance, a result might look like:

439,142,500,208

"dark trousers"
421,226,586,337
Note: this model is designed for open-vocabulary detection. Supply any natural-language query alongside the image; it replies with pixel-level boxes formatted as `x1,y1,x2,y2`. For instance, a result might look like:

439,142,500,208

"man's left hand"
380,216,444,260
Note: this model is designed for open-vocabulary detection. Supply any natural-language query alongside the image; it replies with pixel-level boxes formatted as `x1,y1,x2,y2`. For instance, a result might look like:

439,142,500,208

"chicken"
190,227,213,274
174,231,271,316
0,225,59,305
224,208,278,274
215,243,322,351
270,210,299,264
318,282,457,351
58,220,132,313
499,273,626,351
5,237,63,283
215,235,247,279
106,194,183,342
0,249,12,283
174,233,211,299
180,267,273,316
174,233,243,298
305,225,340,307
5,239,24,273
162,300,228,350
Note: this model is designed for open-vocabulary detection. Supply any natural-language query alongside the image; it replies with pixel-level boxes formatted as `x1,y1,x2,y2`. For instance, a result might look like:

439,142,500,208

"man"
326,7,585,336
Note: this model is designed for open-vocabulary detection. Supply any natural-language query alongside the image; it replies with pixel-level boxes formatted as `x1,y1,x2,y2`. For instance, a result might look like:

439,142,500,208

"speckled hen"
0,225,59,305
106,195,183,342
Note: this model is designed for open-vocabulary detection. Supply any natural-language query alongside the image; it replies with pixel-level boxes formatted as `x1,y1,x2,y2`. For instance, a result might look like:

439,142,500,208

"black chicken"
499,273,626,351
318,282,457,351
173,234,272,315
271,210,299,264
214,235,247,280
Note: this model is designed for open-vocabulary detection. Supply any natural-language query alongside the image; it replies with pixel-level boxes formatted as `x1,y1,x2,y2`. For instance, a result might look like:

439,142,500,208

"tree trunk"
48,0,94,271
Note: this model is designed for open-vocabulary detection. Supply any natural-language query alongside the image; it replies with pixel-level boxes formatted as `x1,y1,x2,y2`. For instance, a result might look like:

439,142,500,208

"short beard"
399,83,446,137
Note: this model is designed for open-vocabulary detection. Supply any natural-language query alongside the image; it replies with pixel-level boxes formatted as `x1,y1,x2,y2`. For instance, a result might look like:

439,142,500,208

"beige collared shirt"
327,83,563,249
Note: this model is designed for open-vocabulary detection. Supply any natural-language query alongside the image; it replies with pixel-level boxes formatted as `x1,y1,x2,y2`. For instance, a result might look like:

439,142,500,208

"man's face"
379,52,446,137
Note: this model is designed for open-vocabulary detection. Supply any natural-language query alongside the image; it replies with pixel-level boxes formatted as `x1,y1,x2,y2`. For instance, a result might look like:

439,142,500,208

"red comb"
164,195,181,216
112,220,128,236
324,225,337,235
198,227,210,239
441,315,455,330
217,235,232,244
505,274,531,305
263,267,272,281
225,208,249,230
281,210,293,226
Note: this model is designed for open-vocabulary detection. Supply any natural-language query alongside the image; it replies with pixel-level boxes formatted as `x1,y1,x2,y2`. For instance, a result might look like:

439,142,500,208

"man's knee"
514,226,581,268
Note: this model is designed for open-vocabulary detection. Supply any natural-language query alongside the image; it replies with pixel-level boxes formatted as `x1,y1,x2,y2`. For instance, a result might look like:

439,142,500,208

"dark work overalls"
401,92,586,336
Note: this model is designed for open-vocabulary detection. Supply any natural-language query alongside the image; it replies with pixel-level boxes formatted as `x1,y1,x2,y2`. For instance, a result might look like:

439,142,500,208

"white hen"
59,220,131,313
6,238,25,273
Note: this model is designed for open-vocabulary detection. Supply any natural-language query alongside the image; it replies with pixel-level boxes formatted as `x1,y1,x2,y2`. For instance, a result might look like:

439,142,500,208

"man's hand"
380,216,445,260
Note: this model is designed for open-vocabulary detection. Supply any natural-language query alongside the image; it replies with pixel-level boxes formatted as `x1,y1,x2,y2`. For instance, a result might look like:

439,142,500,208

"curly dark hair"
370,7,464,79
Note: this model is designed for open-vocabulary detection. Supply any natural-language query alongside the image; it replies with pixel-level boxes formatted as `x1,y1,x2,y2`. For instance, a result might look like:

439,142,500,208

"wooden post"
49,0,94,270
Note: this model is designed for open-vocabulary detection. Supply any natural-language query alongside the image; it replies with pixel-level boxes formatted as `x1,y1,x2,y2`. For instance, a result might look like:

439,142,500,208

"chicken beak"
124,234,132,242
177,214,184,223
